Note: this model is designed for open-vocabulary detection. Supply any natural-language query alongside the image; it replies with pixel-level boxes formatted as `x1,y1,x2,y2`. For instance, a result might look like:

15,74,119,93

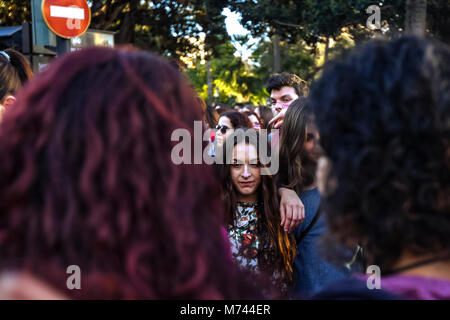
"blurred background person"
279,98,351,298
198,97,218,157
0,47,265,299
239,104,256,113
0,49,33,122
212,102,233,115
310,36,450,300
264,74,309,236
243,111,262,130
215,110,252,148
266,72,309,129
0,272,67,300
255,106,274,132
233,102,244,111
205,104,219,129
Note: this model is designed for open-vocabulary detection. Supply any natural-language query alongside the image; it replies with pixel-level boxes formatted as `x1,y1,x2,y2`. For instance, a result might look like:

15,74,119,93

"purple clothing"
356,273,450,300
222,227,233,262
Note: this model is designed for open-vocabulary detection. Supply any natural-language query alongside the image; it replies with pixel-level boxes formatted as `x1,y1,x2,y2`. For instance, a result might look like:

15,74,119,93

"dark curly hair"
309,36,450,271
219,111,252,129
266,72,309,97
0,46,266,299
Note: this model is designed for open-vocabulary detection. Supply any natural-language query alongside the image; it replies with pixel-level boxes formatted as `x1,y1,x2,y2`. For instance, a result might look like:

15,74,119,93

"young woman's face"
230,142,261,202
304,124,322,163
248,115,261,130
216,116,233,147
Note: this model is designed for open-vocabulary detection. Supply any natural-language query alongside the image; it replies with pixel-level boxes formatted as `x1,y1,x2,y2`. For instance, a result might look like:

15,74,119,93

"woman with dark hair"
279,98,350,297
309,36,450,299
0,46,265,299
0,48,33,121
221,129,297,297
200,100,219,157
205,104,219,129
215,111,252,147
213,102,233,115
239,104,256,113
255,106,274,131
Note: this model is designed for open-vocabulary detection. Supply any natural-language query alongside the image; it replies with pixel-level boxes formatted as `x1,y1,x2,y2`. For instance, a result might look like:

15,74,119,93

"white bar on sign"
50,5,85,20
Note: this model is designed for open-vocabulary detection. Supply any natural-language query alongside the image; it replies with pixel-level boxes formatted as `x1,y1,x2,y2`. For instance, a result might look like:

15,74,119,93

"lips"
239,181,255,187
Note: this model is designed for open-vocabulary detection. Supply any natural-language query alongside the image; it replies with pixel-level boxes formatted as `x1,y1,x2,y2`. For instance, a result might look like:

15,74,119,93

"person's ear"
3,95,16,108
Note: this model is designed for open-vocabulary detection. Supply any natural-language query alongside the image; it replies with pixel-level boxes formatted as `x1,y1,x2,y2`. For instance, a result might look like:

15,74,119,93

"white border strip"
50,5,85,20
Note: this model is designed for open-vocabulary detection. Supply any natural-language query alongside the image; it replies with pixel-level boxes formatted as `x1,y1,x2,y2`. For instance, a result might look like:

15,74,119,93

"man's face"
270,86,299,115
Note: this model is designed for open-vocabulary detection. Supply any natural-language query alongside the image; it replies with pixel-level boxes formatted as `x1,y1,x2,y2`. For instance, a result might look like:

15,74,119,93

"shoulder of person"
310,277,402,300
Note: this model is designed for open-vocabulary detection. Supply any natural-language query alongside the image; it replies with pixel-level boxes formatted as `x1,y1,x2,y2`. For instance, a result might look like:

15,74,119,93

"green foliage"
0,0,229,60
250,38,317,84
229,0,417,45
186,36,319,106
0,0,31,26
186,40,267,106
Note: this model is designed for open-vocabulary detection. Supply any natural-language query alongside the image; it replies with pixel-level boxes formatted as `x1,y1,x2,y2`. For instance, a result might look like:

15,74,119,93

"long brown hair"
279,97,316,193
257,106,274,131
220,129,297,285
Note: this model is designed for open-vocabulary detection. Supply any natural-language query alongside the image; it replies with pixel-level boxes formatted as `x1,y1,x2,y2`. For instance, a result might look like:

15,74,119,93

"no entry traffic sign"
42,0,91,39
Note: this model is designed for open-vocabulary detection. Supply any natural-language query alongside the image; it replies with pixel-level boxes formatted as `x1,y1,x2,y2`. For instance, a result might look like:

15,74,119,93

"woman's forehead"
233,142,258,160
219,116,232,127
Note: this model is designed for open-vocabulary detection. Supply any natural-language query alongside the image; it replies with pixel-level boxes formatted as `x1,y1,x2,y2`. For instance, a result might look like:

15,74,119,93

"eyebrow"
232,158,259,163
271,95,293,101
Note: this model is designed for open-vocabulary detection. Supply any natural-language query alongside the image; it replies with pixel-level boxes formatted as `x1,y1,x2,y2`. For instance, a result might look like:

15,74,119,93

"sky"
222,8,259,61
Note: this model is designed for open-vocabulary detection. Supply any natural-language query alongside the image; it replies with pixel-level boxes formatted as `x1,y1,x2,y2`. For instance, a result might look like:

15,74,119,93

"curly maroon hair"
0,47,266,299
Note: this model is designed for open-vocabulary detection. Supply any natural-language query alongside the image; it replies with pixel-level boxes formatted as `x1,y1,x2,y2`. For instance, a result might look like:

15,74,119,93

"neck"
302,178,318,191
303,181,317,191
237,193,257,203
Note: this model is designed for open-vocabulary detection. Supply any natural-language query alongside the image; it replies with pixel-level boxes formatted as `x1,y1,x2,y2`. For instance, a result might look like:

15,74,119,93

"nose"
242,164,251,178
275,106,283,114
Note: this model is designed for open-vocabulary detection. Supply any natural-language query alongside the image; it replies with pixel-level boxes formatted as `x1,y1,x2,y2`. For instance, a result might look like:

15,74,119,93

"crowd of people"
0,34,448,300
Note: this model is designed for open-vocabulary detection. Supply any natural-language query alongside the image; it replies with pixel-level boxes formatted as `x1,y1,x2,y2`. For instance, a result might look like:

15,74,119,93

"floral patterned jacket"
227,201,291,296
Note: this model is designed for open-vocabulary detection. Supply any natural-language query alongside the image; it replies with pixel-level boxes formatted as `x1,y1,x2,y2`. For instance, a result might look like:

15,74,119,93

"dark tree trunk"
207,60,213,104
405,0,427,36
324,36,329,63
116,0,138,44
273,34,280,73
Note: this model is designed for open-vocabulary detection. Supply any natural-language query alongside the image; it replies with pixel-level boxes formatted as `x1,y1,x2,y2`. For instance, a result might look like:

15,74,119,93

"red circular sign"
42,0,91,39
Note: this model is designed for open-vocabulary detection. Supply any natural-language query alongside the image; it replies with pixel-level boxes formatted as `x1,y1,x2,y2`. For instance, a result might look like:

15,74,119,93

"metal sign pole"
56,36,70,55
